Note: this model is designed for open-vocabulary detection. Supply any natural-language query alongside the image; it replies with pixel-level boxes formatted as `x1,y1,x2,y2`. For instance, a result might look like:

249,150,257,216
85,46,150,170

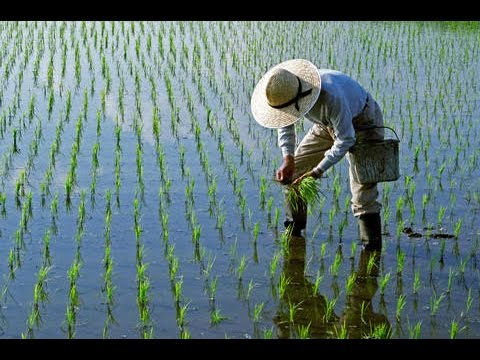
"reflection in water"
274,235,391,338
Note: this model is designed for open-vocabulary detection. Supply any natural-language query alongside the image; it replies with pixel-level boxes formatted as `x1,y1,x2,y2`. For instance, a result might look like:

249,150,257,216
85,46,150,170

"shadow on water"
274,235,391,339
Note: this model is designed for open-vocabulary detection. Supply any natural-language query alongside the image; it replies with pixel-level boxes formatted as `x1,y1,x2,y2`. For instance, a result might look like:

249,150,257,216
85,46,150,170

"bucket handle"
354,125,400,142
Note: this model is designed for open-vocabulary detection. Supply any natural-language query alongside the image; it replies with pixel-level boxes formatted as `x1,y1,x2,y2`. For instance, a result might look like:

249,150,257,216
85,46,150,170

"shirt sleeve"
313,97,356,174
277,124,296,157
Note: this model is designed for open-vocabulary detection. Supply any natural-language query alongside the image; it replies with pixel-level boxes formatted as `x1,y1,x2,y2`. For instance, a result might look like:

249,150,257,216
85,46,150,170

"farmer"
251,59,384,250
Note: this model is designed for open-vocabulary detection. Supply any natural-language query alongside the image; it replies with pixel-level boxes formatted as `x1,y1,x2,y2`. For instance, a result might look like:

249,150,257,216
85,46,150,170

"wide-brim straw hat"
251,59,321,129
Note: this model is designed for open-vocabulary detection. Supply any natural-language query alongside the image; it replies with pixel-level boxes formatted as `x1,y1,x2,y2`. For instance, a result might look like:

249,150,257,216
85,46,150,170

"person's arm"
312,99,356,175
276,124,296,183
278,124,295,158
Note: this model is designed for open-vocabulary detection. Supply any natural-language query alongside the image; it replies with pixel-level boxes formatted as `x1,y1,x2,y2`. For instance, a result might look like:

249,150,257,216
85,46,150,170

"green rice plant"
287,177,322,214
465,288,473,315
345,272,357,295
334,320,348,339
237,255,247,280
413,270,421,295
252,222,260,243
329,251,343,277
297,322,311,339
446,267,454,294
396,294,407,320
407,320,422,339
396,249,406,274
320,243,327,260
437,206,447,226
208,275,218,301
48,89,54,116
253,302,264,323
366,323,392,339
278,273,291,299
323,296,337,323
366,252,378,275
429,292,445,316
350,241,357,259
395,196,404,220
269,251,281,279
177,301,190,329
246,279,256,301
43,229,51,266
379,272,391,296
288,301,303,323
312,270,323,294
210,307,228,326
454,219,462,239
273,208,280,227
458,256,469,276
263,327,274,339
215,210,227,230
439,239,446,263
0,192,6,217
174,277,183,303
450,319,465,339
281,227,292,257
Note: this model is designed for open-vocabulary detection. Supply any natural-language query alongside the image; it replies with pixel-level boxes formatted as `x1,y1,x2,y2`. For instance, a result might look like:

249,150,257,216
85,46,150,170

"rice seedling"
252,221,260,243
176,301,190,330
253,302,264,323
323,295,337,323
320,243,327,260
450,319,465,339
208,275,218,301
237,255,247,281
345,272,357,295
396,294,407,321
288,301,303,323
268,251,281,279
465,288,473,315
446,267,454,294
437,206,447,226
366,323,392,339
379,272,391,296
430,292,445,316
396,249,406,275
454,219,462,239
210,307,228,326
329,251,343,277
297,322,311,339
287,177,322,214
263,327,274,339
278,273,291,299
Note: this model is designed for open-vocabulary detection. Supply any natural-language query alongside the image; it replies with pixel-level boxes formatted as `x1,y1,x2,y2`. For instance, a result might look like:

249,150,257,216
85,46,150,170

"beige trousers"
291,95,384,218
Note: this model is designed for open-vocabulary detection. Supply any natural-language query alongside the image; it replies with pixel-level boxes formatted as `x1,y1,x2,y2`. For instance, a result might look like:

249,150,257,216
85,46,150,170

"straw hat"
251,59,321,129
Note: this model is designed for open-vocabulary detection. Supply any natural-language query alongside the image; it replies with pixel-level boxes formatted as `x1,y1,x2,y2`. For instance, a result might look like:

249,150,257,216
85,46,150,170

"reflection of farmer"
337,249,391,338
251,59,383,250
274,235,337,338
274,235,390,338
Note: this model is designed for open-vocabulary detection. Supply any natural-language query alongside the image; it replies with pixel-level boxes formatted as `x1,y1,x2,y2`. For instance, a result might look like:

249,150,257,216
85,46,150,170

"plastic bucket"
348,126,400,184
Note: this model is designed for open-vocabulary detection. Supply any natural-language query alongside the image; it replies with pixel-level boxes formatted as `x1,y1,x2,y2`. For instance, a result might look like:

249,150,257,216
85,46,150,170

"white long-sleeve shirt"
278,69,368,174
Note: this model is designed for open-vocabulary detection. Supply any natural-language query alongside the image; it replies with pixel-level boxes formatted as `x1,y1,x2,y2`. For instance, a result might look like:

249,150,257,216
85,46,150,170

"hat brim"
251,59,321,129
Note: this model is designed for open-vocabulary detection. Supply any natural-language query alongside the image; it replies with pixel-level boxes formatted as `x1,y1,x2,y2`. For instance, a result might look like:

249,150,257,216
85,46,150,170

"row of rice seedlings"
22,229,52,338
101,190,115,338
0,187,34,303
88,111,102,206
133,197,153,338
65,189,86,338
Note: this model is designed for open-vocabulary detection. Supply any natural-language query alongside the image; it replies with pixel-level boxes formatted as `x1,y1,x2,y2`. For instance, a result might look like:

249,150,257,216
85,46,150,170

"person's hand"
292,169,323,185
276,155,295,184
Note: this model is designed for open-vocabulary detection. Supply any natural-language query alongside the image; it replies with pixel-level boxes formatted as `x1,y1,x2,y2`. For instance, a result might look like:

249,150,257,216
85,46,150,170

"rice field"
0,21,479,339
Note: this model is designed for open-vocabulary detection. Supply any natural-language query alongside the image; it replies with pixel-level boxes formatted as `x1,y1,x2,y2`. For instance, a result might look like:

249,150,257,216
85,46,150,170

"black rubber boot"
358,213,382,251
283,187,307,236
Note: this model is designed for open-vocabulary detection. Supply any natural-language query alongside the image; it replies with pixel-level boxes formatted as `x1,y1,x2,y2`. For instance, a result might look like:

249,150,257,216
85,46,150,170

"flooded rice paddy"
0,21,480,338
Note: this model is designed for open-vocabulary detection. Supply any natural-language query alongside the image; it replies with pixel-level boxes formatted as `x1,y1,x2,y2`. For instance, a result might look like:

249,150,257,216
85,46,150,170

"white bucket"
348,126,400,184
